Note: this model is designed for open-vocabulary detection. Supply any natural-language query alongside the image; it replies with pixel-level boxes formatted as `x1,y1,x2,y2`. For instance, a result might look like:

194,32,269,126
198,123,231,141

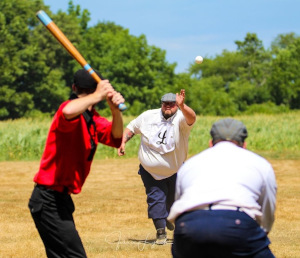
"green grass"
0,111,299,161
0,117,49,161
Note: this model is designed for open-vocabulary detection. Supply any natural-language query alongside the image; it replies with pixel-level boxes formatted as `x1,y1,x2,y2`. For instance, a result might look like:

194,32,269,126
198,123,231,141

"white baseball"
195,56,203,64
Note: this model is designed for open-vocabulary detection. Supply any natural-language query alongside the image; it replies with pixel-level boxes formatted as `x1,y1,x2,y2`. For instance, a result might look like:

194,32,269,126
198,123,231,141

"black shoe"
166,220,174,231
155,228,167,245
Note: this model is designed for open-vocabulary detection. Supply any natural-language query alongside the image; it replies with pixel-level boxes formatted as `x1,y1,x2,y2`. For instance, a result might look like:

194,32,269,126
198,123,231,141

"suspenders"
69,93,96,161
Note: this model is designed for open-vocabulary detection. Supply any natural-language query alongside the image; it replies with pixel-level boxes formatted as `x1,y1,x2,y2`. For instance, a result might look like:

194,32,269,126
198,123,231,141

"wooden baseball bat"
36,10,127,111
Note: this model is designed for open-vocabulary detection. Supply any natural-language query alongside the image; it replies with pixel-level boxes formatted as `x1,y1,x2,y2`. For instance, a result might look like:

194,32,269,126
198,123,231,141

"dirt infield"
0,158,299,257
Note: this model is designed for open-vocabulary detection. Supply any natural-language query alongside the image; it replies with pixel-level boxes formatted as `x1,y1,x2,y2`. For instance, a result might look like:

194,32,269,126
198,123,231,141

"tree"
0,0,178,119
190,50,246,83
188,33,272,114
0,0,44,119
1,1,299,119
271,33,298,53
0,0,94,119
268,37,300,108
79,21,177,115
234,33,271,89
29,2,90,113
188,76,238,116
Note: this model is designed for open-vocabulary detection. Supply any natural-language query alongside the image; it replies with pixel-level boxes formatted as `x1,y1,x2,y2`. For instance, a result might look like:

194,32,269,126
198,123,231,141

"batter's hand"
92,79,113,102
93,80,125,110
107,90,125,111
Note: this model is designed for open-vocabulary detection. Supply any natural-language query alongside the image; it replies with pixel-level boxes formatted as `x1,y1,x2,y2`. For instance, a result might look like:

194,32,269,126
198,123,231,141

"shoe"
155,228,167,245
166,220,174,231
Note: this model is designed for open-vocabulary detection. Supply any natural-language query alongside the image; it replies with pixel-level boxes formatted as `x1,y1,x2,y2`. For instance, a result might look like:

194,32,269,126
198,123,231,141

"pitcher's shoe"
155,228,167,245
166,220,174,231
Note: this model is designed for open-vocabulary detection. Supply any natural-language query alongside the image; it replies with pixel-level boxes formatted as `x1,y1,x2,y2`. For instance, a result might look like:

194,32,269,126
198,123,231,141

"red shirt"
33,100,122,194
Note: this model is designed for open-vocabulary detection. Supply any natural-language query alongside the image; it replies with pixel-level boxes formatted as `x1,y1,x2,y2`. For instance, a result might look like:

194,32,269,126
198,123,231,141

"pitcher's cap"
161,93,176,102
210,118,248,143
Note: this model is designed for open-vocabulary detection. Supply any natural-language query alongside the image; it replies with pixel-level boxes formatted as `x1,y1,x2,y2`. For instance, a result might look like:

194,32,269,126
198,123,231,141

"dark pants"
172,210,275,258
139,165,177,221
28,185,87,258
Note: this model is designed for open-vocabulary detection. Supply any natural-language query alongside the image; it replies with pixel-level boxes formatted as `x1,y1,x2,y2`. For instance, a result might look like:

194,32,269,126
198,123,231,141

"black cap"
210,118,248,144
73,69,103,89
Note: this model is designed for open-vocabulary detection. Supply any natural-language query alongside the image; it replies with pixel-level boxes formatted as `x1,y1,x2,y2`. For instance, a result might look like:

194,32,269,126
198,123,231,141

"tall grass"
188,112,300,159
0,111,299,161
0,118,49,161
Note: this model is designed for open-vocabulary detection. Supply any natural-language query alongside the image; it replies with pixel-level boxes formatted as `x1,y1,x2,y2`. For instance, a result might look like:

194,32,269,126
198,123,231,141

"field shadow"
128,238,173,245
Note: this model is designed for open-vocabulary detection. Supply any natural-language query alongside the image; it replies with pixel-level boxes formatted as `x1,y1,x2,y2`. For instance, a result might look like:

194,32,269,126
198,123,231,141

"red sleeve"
93,112,122,148
55,101,81,132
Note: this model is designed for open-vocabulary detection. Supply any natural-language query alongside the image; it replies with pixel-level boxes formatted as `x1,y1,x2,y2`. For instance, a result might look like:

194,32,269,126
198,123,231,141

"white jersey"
127,108,194,180
168,141,277,233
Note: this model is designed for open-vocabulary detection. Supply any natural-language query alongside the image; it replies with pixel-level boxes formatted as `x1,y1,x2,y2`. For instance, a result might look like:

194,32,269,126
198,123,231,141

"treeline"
1,0,300,120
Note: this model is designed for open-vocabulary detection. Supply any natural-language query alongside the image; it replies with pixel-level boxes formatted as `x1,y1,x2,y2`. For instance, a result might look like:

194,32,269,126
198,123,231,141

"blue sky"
43,0,300,73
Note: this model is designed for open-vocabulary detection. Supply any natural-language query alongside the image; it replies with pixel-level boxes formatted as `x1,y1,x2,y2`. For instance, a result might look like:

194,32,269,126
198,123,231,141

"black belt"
35,184,70,194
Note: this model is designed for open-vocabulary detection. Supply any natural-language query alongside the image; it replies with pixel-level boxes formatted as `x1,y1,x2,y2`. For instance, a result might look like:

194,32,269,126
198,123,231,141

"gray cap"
161,93,176,102
210,118,248,144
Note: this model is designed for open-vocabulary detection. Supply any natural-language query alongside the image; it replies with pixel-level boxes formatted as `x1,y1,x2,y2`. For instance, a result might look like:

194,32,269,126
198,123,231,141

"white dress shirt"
127,108,193,180
168,141,277,233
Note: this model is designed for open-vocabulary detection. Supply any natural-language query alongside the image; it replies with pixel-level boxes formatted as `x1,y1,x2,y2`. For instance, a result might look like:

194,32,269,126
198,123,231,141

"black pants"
172,210,274,258
139,165,177,220
28,185,87,258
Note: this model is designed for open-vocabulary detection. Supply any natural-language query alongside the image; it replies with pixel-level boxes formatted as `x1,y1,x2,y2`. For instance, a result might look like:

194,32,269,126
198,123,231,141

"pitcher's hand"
118,144,126,156
176,89,185,109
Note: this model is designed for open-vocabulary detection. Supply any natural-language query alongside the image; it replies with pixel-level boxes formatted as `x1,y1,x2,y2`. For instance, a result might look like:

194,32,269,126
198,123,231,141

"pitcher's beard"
162,110,177,120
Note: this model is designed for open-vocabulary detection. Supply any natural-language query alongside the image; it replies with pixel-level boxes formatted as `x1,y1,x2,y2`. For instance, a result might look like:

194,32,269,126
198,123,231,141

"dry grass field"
0,157,299,258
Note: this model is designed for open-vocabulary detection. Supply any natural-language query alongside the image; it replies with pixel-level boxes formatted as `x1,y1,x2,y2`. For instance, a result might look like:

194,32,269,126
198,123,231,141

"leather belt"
204,204,242,211
189,203,243,212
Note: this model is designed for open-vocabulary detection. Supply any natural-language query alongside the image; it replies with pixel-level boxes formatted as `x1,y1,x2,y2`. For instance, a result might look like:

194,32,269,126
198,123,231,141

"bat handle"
118,103,127,111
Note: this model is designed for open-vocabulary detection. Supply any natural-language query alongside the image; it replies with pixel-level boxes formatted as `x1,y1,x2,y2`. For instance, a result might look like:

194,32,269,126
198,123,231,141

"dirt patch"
0,158,299,257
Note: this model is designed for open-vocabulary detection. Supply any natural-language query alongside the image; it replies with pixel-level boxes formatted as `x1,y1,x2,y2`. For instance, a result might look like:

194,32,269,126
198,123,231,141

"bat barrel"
36,10,127,111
